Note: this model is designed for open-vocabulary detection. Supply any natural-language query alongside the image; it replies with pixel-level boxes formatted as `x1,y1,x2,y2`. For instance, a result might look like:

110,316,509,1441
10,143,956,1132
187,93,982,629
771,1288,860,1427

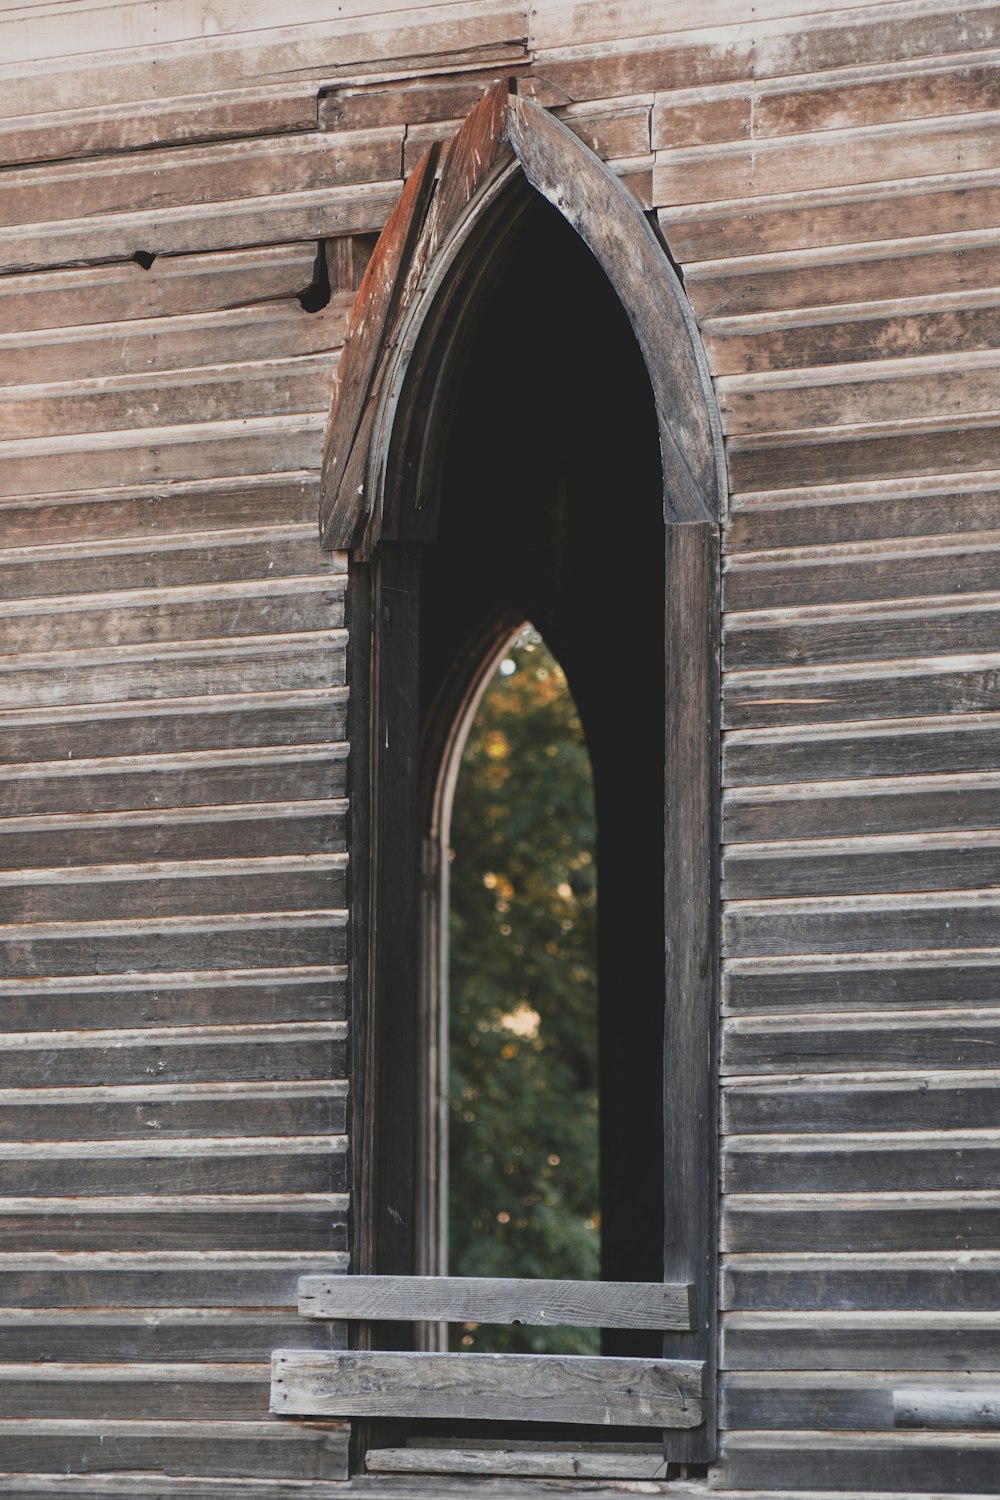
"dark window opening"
417,191,667,1363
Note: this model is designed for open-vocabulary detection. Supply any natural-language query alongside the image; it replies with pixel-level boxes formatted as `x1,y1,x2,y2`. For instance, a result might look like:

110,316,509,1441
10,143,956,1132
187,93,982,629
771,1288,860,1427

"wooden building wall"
1,0,998,1492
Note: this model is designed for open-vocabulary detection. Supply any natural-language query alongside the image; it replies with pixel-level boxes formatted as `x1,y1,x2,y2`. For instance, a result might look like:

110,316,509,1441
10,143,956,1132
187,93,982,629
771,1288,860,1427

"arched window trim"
320,80,725,555
275,80,725,1471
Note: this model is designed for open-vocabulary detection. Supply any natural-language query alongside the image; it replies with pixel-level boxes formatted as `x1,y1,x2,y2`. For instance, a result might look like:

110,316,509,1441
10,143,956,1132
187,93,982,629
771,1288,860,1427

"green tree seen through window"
447,625,600,1354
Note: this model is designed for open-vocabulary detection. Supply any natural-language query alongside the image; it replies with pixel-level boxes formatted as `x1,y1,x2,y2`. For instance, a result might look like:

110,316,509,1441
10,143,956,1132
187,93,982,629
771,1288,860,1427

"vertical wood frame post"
662,521,721,1465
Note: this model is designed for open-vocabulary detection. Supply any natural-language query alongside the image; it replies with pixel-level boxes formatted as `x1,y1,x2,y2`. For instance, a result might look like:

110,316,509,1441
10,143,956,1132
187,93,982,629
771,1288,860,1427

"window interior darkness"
418,191,666,1361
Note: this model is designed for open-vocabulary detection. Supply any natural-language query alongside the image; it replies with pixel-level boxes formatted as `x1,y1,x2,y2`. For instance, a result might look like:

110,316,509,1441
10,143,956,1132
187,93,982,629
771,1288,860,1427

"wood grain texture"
724,1251,1000,1312
365,1443,670,1477
724,1131,1000,1193
662,520,721,1464
724,951,1000,1014
703,294,1000,376
724,1371,1000,1432
271,1349,703,1426
298,1274,693,1329
723,1191,1000,1254
895,1385,1000,1427
653,55,1000,150
724,893,1000,957
727,474,1000,553
0,3,529,114
0,132,401,232
723,1008,1000,1074
685,231,1000,319
0,804,345,874
725,1072,1000,1133
0,245,318,335
724,831,1000,899
0,84,319,168
0,299,351,389
655,111,1000,205
0,1197,347,1253
0,1080,346,1140
0,357,334,443
718,1429,1000,1492
0,476,322,549
0,1250,347,1308
0,1418,348,1481
725,596,1000,672
0,183,403,277
724,713,1000,785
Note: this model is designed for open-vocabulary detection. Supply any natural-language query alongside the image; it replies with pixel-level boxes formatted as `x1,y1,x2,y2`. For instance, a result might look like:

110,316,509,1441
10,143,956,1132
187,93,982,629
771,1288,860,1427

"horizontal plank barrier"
297,1274,694,1330
271,1350,703,1428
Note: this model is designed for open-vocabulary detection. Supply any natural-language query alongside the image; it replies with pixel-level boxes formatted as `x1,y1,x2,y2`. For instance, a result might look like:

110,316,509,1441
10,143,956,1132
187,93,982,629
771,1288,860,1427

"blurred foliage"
447,625,600,1354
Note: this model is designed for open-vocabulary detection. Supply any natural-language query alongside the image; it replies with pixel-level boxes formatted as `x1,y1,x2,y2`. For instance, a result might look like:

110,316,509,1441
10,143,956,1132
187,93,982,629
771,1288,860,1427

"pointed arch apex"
320,80,724,554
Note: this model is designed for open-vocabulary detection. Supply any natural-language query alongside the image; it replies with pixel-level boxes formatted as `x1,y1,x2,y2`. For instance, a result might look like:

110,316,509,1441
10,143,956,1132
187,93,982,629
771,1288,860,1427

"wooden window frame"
307,81,725,1467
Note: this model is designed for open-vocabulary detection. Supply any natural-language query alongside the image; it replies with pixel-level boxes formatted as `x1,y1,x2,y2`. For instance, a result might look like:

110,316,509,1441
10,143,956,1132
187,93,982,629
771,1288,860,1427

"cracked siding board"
0,131,404,230
0,246,321,335
0,84,320,169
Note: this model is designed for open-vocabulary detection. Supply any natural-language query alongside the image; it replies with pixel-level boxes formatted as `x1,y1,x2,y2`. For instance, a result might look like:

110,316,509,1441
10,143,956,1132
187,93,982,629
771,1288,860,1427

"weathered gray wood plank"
0,1080,344,1134
0,802,346,872
0,246,317,335
0,526,341,601
0,475,321,550
723,951,1000,1015
0,1361,268,1420
724,533,1000,610
0,1251,346,1312
724,832,1000,899
366,1443,669,1478
724,1072,1000,1134
723,1310,1000,1371
662,519,720,1464
718,1429,1000,1493
724,893,1000,957
729,416,1000,496
724,1251,1000,1313
0,1418,348,1481
0,1195,346,1253
723,1190,1000,1254
724,715,1000,786
0,1135,346,1197
298,1273,693,1329
726,474,1000,554
724,1131,1000,1193
271,1350,703,1427
725,769,1000,848
723,1008,1000,1075
0,1021,346,1086
895,1386,1000,1427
